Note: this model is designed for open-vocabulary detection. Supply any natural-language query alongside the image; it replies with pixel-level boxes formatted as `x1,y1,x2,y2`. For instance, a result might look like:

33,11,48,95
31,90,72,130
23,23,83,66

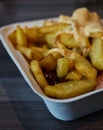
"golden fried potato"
30,60,48,89
29,45,48,56
45,32,56,48
57,33,78,48
89,38,103,70
74,54,97,79
8,31,17,46
16,46,42,61
40,54,57,71
90,32,103,38
38,23,69,33
24,26,37,41
56,58,69,78
16,25,27,46
65,70,82,80
24,27,46,43
44,79,97,99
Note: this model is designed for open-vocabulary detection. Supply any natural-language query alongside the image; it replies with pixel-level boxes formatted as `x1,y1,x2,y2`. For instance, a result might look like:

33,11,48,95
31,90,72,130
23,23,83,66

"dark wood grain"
1,78,103,130
0,0,103,129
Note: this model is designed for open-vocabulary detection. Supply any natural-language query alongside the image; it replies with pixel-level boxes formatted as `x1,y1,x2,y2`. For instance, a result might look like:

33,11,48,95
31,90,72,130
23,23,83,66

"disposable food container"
0,19,103,121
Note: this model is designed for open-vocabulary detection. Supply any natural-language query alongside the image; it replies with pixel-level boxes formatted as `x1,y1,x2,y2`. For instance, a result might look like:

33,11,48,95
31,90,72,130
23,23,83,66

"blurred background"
0,0,103,78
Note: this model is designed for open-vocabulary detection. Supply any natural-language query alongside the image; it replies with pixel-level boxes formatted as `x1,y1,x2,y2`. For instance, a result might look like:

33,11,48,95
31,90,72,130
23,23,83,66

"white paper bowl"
0,19,103,121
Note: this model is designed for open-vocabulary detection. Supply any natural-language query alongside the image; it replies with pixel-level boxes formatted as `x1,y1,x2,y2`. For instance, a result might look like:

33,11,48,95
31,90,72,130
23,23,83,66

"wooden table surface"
0,0,103,129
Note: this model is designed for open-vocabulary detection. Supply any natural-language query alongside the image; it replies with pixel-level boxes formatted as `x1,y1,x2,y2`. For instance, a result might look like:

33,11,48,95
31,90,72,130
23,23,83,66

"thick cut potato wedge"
74,54,97,79
89,38,103,70
44,79,97,99
40,54,57,71
57,33,78,48
38,23,69,33
45,32,56,48
56,58,69,78
8,31,16,46
65,70,82,80
16,46,42,60
24,27,46,43
30,60,48,89
24,27,37,41
16,25,27,46
90,32,103,38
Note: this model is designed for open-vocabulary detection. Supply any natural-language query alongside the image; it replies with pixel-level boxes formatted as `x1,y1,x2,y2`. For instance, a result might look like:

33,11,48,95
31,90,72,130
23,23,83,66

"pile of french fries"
8,8,103,99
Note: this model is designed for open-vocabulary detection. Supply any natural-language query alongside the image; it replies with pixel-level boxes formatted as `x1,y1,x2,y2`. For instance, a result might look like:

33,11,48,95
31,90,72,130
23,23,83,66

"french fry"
24,26,46,43
16,46,42,61
45,32,56,48
8,31,17,46
29,45,48,55
30,60,48,89
40,54,57,71
16,25,27,46
24,27,38,42
38,23,69,33
89,38,103,70
74,54,97,79
44,79,97,99
56,58,69,78
65,70,82,80
90,32,103,38
57,33,78,48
